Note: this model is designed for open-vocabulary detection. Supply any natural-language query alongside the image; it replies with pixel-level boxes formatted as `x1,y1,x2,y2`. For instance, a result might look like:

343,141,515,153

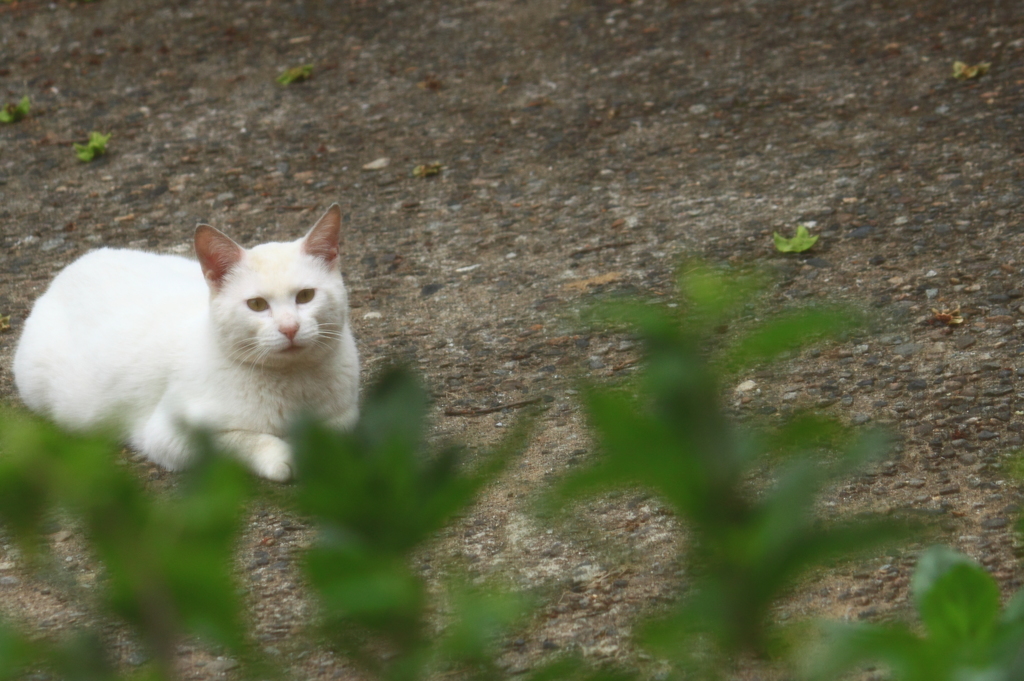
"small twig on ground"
444,396,545,417
610,358,640,372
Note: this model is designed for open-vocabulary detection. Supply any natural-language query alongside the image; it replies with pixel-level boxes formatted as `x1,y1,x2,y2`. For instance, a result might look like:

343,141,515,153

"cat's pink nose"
280,324,299,340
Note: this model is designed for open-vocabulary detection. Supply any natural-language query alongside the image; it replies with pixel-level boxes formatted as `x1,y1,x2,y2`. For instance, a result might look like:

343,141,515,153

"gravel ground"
2,0,1024,678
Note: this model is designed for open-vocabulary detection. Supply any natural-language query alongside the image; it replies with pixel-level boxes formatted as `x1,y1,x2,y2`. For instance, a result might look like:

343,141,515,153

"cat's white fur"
12,205,359,481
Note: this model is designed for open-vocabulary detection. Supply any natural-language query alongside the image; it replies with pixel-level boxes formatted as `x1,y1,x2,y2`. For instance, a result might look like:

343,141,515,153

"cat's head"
195,204,350,368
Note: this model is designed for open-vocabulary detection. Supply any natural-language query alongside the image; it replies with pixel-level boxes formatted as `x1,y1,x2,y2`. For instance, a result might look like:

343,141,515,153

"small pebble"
894,343,923,357
955,336,976,350
208,657,239,673
420,283,444,297
126,651,150,667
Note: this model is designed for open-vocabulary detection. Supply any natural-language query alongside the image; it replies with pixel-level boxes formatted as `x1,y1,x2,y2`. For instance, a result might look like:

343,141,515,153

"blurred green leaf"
74,131,111,162
412,163,443,178
953,60,990,80
913,547,1000,647
276,64,313,85
719,306,863,371
294,368,524,555
0,622,34,681
307,542,424,649
679,264,765,333
37,631,118,681
0,95,29,124
811,545,1024,681
434,585,526,671
773,224,819,253
760,412,853,461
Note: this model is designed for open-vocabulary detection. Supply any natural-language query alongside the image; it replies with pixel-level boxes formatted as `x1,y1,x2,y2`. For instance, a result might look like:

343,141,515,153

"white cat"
12,204,359,481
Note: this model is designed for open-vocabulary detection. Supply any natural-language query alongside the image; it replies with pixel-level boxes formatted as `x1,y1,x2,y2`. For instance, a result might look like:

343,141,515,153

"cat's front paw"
252,436,295,482
261,459,293,482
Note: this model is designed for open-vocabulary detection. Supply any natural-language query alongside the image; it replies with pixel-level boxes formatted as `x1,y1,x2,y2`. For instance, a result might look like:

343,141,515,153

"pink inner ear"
303,204,342,265
195,225,243,288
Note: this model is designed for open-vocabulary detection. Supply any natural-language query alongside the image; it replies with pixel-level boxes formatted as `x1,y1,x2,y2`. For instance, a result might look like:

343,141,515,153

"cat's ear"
195,225,244,289
302,204,342,267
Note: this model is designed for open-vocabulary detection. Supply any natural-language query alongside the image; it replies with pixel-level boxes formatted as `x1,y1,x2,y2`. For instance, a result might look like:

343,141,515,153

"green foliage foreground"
0,267,1022,680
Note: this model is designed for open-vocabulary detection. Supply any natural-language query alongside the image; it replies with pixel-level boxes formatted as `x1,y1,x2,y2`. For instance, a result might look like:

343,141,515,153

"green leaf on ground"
773,224,819,253
413,163,443,178
952,60,990,80
276,64,313,85
0,96,30,124
73,132,111,162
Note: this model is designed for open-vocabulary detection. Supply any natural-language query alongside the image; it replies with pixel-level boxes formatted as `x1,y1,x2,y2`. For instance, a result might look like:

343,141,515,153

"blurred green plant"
0,415,253,679
548,264,904,675
291,367,533,680
0,367,533,681
808,545,1024,681
2,264,1021,681
73,131,111,162
0,96,29,124
276,64,313,85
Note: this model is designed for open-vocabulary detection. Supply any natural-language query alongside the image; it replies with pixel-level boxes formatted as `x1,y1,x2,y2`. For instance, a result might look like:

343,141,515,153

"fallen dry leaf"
564,272,624,292
927,305,964,326
417,75,442,91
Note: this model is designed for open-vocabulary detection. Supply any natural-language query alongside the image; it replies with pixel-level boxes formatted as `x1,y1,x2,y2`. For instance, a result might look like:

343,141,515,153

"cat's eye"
296,288,316,304
247,297,269,312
